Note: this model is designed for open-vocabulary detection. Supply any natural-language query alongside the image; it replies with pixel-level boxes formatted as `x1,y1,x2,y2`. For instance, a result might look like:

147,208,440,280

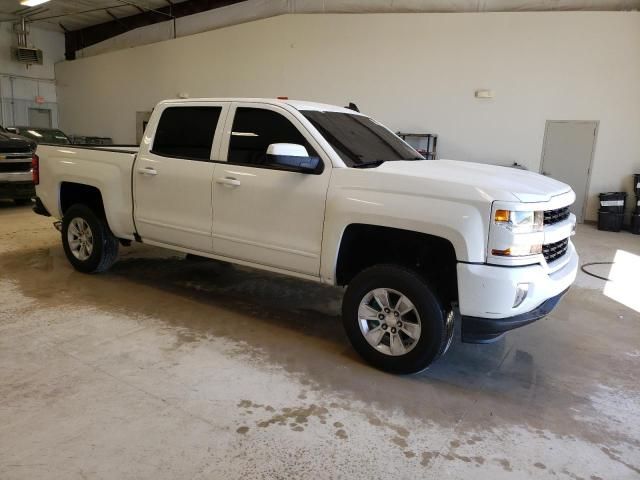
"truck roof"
158,98,363,115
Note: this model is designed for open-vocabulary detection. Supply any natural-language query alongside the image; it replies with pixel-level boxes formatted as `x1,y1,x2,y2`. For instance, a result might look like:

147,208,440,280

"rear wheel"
61,204,119,273
342,264,451,374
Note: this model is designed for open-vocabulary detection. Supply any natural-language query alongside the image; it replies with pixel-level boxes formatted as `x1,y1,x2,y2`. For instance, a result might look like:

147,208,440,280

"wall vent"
11,47,43,65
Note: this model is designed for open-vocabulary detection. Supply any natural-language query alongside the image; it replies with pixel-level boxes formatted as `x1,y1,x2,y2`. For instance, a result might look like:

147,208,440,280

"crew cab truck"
34,98,578,373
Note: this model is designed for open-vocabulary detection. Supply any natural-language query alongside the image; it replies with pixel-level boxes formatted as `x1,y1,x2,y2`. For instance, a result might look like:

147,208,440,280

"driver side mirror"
266,143,322,174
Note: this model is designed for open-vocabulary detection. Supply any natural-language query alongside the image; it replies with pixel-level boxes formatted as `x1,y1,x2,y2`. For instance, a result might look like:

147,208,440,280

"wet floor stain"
466,434,483,445
600,446,640,475
496,458,513,472
391,436,408,448
420,451,439,467
254,404,329,429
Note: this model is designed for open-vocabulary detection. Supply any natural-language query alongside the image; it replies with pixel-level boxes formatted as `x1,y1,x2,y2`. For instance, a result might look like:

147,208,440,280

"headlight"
494,210,543,234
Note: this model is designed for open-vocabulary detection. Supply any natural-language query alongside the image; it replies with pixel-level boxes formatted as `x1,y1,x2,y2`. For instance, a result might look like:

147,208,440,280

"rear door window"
152,106,222,160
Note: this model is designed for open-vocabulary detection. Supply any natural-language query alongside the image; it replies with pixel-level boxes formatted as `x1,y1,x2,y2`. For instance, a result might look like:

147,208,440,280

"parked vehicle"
33,98,579,373
7,127,72,145
0,126,36,205
68,135,113,146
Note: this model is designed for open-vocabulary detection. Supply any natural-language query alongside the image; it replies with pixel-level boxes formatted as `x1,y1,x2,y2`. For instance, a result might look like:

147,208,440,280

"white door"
212,103,331,276
540,120,598,223
28,108,52,128
134,103,229,252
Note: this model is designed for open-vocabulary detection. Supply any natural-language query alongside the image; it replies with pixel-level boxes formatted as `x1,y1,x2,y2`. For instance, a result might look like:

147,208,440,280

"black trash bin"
598,211,624,232
631,214,640,235
599,192,627,213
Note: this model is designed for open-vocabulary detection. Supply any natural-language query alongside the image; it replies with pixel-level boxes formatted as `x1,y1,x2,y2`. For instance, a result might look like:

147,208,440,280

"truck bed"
36,144,138,239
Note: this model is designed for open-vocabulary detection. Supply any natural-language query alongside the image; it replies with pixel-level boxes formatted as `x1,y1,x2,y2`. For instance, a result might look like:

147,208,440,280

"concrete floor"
1,201,639,480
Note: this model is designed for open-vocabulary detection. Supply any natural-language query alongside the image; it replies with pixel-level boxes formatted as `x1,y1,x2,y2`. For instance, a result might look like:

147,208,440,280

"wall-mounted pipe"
9,77,15,126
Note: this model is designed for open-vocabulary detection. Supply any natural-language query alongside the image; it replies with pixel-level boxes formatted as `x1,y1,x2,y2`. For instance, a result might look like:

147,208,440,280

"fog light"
514,283,529,308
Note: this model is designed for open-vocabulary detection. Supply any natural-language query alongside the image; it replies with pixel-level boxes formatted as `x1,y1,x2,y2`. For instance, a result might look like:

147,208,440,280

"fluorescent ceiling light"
20,0,51,6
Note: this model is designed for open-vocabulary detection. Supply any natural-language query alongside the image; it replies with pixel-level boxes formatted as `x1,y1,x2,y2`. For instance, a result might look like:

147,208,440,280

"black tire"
61,204,119,273
342,264,449,374
13,198,31,206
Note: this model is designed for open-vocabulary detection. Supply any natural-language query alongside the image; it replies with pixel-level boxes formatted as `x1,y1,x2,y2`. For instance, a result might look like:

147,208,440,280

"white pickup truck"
33,98,578,373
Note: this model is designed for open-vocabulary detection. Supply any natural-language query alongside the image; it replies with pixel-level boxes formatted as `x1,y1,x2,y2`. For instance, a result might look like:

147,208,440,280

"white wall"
55,12,640,221
0,22,65,127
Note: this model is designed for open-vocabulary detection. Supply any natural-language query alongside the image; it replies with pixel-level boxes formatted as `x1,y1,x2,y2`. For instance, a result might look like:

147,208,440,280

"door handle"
216,177,241,187
137,167,158,176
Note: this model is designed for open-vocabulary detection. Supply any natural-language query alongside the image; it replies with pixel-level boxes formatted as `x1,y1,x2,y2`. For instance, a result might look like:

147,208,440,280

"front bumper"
0,180,35,200
461,288,569,343
457,241,578,343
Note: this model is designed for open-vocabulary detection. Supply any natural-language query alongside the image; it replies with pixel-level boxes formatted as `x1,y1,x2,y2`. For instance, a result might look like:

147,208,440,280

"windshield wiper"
352,160,387,168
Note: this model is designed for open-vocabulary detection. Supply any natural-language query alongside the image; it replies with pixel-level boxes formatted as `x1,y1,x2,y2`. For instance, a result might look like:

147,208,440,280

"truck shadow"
108,253,513,381
1,244,543,412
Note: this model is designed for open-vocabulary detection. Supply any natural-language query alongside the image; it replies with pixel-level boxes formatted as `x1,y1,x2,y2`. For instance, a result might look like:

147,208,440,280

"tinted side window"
152,106,221,160
228,108,316,166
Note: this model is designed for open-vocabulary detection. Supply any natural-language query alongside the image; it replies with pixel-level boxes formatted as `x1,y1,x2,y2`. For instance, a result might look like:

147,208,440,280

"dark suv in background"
0,126,37,205
7,127,72,145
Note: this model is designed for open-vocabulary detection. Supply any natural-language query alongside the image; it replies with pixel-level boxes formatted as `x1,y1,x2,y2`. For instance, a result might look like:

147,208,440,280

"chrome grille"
0,162,31,173
543,238,569,264
0,147,32,155
544,207,570,226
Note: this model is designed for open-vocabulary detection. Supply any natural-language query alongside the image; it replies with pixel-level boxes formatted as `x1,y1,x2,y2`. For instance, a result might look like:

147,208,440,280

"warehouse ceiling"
0,0,638,32
0,0,192,30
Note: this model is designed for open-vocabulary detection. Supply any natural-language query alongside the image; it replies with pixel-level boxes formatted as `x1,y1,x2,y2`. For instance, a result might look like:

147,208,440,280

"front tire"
62,204,119,273
342,264,449,374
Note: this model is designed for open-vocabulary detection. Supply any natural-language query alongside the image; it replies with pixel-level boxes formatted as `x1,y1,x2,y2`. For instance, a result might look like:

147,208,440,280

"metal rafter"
59,0,246,60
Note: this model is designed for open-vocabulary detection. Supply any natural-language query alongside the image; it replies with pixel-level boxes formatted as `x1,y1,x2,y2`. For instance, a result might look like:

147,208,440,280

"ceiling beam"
62,0,247,60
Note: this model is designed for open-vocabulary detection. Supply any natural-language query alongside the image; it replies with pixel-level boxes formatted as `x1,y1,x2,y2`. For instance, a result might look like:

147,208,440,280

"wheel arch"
59,182,106,219
333,223,459,306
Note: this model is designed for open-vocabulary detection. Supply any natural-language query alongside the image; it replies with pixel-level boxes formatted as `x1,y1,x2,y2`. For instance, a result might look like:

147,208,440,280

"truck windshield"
302,111,423,167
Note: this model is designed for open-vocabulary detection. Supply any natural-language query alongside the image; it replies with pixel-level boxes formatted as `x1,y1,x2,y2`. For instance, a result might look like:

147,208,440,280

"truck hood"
0,131,36,151
375,159,571,203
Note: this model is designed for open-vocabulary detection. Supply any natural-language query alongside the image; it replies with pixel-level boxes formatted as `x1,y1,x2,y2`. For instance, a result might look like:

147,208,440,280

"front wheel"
62,204,119,273
342,264,451,374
